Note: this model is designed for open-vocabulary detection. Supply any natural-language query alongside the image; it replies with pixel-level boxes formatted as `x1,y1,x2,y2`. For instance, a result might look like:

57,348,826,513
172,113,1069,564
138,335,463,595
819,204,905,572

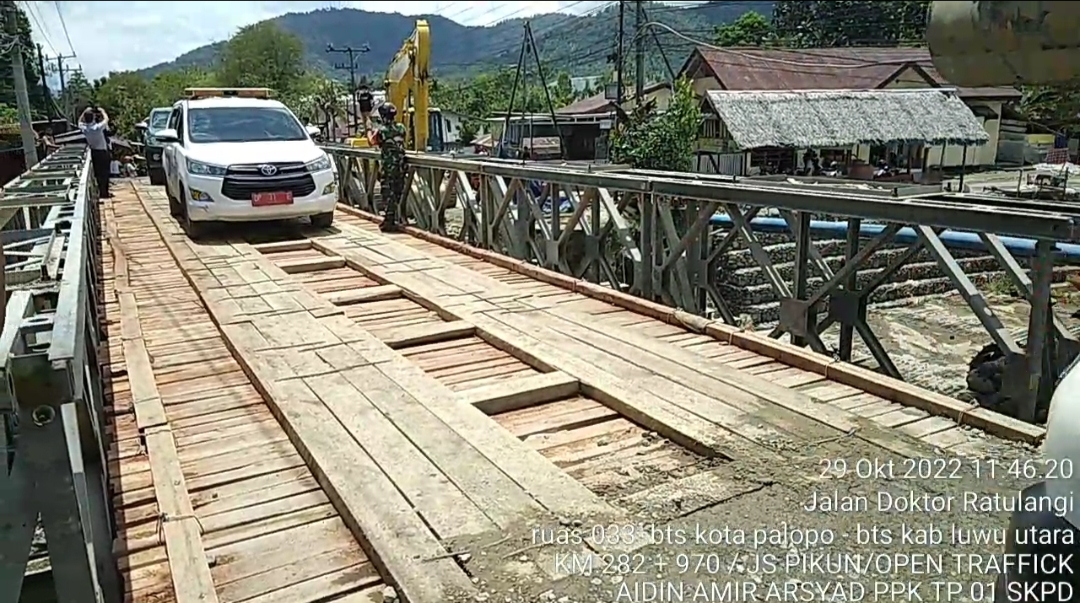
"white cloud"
24,1,629,78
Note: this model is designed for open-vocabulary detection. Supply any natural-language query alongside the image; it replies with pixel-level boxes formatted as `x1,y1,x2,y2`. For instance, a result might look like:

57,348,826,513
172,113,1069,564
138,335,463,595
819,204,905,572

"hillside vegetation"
135,1,773,81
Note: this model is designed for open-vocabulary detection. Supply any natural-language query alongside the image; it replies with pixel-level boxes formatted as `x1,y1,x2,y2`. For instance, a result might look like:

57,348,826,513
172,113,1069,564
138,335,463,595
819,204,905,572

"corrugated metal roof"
686,47,1021,99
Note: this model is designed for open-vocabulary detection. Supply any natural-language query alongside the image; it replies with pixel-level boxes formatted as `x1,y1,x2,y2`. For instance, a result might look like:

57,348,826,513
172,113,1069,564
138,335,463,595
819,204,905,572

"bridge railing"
325,145,1080,425
0,144,115,603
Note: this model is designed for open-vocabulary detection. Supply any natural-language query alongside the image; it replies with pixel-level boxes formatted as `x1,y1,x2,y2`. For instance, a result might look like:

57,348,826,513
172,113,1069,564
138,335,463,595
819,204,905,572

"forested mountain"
135,2,773,81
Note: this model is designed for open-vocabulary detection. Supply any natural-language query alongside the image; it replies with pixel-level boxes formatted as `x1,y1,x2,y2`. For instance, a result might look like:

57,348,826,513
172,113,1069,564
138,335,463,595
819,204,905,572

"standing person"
80,106,112,198
367,102,407,232
356,81,374,134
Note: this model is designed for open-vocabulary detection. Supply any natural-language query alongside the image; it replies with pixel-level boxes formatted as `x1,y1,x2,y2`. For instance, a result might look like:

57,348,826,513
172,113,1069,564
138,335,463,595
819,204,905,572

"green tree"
93,72,157,137
0,5,47,117
150,67,216,107
0,103,19,124
1020,85,1080,132
290,76,346,131
217,22,305,100
60,69,94,118
771,1,930,47
552,72,574,108
715,11,775,47
610,77,701,172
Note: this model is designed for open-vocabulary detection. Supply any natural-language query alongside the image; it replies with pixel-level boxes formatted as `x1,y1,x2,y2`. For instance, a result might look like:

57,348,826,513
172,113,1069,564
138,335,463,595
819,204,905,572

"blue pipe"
709,215,1080,260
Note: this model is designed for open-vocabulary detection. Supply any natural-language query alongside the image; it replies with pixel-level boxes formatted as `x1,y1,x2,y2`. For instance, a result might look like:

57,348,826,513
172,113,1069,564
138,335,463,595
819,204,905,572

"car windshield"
186,107,307,143
149,111,170,129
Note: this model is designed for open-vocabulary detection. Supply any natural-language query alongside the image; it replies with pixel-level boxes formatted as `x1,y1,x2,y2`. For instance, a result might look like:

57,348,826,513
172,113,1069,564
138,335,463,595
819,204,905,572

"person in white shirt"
109,158,121,177
79,106,112,198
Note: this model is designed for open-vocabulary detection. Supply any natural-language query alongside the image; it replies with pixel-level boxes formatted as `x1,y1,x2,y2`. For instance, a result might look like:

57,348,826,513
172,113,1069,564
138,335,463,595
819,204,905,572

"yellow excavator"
927,1,1080,86
346,19,443,151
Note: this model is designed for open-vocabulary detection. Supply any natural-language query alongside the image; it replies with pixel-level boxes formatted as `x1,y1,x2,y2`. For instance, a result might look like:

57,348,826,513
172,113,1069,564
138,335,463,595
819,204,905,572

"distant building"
678,46,1019,172
490,82,673,161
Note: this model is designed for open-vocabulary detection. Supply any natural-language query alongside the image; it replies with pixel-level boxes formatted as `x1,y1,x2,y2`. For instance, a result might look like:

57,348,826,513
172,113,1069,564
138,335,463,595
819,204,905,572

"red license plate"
252,191,294,206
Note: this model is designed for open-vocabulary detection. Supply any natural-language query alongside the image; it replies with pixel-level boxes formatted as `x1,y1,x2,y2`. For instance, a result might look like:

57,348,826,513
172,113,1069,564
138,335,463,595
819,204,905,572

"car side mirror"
154,128,179,143
306,125,322,138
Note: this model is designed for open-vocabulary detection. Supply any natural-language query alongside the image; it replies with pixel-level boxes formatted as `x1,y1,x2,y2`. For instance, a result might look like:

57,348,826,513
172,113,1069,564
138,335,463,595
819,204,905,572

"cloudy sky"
25,1,651,78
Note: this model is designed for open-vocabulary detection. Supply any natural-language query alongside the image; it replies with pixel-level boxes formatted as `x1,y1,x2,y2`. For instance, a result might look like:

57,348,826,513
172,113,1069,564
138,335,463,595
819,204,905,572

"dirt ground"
829,287,1079,399
451,425,1038,603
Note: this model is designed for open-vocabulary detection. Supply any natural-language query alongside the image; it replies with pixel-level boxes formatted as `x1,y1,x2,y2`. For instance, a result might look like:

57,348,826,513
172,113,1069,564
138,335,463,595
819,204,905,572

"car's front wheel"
310,211,334,229
166,180,182,217
179,185,209,239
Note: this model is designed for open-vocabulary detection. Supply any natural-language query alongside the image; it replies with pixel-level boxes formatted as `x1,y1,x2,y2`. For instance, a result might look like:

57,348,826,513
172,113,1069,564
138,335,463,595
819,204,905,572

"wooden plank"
122,339,168,430
142,427,220,603
277,256,345,274
459,371,580,414
302,370,501,537
325,285,403,306
261,379,475,602
333,205,1045,445
536,308,934,460
365,355,615,514
313,236,755,462
252,240,313,253
132,186,473,602
114,232,168,431
328,366,545,528
106,205,219,600
382,320,475,349
485,311,800,461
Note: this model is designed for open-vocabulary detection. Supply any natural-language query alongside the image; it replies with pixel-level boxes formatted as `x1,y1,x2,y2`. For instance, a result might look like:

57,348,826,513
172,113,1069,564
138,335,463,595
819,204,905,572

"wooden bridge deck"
100,179,1034,603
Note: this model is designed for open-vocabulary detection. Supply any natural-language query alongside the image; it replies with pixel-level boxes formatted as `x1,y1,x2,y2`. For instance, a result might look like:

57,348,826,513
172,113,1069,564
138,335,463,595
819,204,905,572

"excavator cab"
927,1,1080,86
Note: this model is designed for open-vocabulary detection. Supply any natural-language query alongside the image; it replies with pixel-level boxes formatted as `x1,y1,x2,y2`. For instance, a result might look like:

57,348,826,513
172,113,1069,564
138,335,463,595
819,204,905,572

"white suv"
156,92,337,237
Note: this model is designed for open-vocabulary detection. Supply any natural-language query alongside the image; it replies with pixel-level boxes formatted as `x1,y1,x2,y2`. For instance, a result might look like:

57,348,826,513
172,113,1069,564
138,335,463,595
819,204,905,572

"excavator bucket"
927,1,1080,87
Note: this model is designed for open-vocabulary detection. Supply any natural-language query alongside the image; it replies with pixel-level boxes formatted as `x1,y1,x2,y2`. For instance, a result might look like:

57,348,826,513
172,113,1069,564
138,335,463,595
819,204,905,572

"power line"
51,0,76,58
19,1,55,55
326,43,370,135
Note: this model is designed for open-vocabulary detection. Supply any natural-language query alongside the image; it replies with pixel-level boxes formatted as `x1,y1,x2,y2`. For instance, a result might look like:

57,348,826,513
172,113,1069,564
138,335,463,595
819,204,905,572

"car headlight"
306,154,332,173
186,159,227,177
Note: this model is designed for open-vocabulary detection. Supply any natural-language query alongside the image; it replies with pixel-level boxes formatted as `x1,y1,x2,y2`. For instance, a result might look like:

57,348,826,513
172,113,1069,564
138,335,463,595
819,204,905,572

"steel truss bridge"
0,143,1071,603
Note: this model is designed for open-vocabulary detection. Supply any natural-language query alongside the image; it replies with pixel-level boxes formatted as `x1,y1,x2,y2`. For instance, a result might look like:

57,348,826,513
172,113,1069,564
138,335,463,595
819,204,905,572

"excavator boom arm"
385,20,430,151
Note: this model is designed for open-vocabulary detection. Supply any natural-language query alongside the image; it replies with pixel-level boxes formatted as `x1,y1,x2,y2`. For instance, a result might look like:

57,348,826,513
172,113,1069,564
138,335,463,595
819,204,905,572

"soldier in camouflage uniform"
368,102,408,232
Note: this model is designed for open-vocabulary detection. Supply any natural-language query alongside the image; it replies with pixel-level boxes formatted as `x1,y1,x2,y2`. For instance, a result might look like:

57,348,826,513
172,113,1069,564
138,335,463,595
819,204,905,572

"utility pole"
326,43,370,135
616,1,625,104
53,53,77,120
36,43,53,121
634,0,646,102
4,1,38,167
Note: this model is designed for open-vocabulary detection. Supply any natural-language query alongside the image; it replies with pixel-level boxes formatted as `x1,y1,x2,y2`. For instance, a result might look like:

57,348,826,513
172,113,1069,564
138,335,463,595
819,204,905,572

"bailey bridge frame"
328,145,1080,423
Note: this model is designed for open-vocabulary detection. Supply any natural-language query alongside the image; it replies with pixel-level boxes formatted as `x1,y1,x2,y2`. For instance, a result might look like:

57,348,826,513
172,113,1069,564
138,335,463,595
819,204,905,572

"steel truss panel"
0,145,116,603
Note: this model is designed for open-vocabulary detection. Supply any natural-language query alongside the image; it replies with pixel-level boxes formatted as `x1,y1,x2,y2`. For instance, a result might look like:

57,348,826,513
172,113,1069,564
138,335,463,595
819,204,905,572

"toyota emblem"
259,164,278,176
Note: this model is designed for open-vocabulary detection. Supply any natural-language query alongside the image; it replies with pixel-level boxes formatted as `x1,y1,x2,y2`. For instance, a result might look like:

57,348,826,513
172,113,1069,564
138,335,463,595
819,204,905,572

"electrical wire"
19,1,56,55
642,21,915,69
436,1,618,72
52,0,76,58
